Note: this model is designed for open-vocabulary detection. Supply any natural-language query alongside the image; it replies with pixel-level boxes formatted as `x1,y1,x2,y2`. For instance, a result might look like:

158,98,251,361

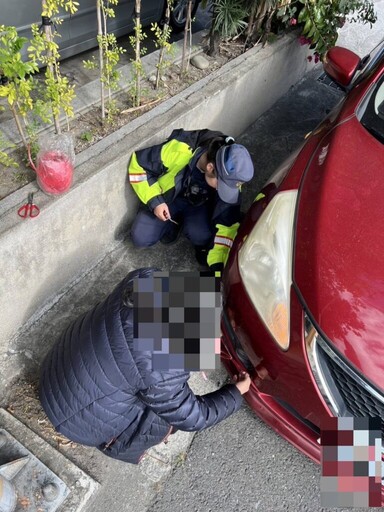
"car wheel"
169,0,200,33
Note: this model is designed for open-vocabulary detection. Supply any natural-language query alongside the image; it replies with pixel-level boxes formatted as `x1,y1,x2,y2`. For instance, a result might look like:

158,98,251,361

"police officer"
128,128,254,270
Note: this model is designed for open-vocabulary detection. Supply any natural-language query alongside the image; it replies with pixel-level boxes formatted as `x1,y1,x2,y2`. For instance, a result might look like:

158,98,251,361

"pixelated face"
132,271,222,371
320,416,383,508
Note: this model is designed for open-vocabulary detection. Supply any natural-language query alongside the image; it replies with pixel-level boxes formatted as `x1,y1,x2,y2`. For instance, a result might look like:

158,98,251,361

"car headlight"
238,190,298,349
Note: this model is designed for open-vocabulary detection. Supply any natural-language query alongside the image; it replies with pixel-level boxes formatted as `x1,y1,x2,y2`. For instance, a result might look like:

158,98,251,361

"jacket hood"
294,116,384,391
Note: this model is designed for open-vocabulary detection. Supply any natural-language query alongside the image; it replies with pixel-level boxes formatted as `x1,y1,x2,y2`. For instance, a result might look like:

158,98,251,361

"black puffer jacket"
40,268,243,464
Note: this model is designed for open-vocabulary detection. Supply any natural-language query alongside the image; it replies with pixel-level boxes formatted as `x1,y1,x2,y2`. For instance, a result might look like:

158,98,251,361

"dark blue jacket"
39,268,243,464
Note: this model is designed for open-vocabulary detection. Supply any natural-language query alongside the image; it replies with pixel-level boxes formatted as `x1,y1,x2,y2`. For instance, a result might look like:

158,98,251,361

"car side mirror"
323,47,361,88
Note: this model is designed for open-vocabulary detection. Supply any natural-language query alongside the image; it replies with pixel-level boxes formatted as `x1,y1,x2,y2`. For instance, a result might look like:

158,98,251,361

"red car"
221,40,384,463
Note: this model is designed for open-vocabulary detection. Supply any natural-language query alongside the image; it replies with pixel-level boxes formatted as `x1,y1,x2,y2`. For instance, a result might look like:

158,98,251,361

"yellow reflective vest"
128,129,243,268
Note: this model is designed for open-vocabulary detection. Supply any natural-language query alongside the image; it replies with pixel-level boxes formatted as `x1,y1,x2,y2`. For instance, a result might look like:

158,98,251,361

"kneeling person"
128,128,254,270
39,268,251,464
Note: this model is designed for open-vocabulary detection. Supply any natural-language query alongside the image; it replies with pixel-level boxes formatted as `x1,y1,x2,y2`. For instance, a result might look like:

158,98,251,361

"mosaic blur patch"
320,417,383,507
133,271,222,371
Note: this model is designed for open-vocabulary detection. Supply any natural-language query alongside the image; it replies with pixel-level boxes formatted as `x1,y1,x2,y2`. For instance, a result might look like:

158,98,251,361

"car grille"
316,339,384,439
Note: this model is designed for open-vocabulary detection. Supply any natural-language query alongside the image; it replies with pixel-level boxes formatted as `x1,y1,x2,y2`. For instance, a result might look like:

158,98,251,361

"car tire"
169,0,200,33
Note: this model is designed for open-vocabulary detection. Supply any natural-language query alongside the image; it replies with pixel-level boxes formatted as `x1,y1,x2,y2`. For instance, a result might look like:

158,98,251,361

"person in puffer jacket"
39,268,251,464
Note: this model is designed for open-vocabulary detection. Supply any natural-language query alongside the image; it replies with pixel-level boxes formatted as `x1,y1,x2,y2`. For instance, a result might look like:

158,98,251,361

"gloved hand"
209,263,224,273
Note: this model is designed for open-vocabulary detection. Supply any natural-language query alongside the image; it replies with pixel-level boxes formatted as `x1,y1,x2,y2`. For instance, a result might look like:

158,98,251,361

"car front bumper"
221,306,322,463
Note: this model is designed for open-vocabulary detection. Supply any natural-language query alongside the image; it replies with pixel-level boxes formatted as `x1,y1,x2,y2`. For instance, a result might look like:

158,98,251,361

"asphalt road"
149,406,323,512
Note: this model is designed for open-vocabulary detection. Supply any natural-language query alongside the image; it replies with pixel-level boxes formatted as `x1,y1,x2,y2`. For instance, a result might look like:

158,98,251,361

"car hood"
294,116,384,390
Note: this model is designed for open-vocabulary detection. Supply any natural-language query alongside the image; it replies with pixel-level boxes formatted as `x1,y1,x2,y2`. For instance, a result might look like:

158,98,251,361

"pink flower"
289,18,297,26
314,53,320,63
307,55,313,62
299,35,312,46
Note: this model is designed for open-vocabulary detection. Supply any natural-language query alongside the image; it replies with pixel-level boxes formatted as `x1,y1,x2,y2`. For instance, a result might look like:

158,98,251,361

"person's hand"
233,371,251,395
154,203,170,221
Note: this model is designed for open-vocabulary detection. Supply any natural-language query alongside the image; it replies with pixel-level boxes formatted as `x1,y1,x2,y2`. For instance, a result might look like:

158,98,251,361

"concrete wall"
0,33,311,375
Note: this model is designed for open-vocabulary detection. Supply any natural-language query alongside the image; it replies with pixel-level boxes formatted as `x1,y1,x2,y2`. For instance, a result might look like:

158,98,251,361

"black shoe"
160,221,182,245
194,246,209,266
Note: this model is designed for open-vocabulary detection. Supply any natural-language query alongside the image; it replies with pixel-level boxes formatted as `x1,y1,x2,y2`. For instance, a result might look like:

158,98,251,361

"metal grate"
317,72,345,91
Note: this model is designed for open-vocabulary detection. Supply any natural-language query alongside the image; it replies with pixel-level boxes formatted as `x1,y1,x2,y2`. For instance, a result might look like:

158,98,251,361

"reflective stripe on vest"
129,173,148,183
128,140,193,205
213,235,233,248
207,223,240,268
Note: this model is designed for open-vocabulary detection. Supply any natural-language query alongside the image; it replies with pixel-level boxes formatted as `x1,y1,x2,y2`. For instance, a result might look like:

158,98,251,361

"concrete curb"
0,31,312,393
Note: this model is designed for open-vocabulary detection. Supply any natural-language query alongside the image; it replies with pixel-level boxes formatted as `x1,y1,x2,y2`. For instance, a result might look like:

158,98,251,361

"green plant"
41,0,79,17
204,0,248,56
278,0,376,57
105,99,120,124
173,451,187,467
0,25,38,153
129,0,148,108
151,1,175,89
28,0,79,133
0,151,18,169
211,0,248,38
0,133,19,169
80,130,94,142
84,0,126,123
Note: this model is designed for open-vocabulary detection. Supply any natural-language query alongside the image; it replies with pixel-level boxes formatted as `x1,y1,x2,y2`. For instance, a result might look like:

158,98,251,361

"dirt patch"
0,42,245,201
5,378,110,482
6,379,77,448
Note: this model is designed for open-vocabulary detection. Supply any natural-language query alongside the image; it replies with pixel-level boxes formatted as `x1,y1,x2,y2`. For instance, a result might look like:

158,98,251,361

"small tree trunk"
134,0,142,107
261,9,275,47
244,4,257,49
250,3,270,46
156,1,171,89
101,1,113,105
207,30,220,57
155,50,164,90
42,0,61,134
207,7,220,57
181,0,192,74
97,0,106,120
10,105,29,151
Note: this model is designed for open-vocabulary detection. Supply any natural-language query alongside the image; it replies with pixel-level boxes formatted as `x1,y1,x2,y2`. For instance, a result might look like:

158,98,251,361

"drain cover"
0,429,69,512
317,72,345,91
